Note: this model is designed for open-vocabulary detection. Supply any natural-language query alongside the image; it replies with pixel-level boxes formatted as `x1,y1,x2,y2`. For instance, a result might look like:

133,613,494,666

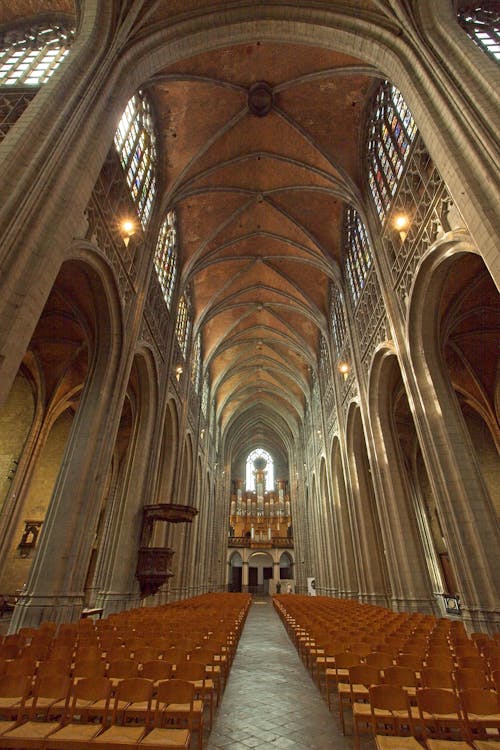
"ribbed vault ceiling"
149,41,378,458
2,1,385,464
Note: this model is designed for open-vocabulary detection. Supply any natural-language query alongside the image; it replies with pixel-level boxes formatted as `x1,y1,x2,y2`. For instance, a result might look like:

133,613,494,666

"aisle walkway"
207,598,371,750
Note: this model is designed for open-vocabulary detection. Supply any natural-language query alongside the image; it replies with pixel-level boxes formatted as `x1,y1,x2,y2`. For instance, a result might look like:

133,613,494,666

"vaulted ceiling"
1,1,387,466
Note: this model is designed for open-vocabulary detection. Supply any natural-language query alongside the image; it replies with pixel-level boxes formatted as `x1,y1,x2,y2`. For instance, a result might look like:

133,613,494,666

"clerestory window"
114,91,157,229
344,207,373,308
154,209,178,310
458,3,500,62
0,22,74,87
367,81,418,222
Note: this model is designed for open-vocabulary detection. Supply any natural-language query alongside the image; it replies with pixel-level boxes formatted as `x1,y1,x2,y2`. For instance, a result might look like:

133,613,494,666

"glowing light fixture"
393,213,410,241
338,361,350,380
121,219,136,247
175,365,183,381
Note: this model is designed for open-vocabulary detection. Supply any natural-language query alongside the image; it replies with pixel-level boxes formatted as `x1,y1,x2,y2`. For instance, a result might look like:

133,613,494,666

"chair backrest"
334,652,361,670
175,661,206,682
156,678,195,705
66,677,112,721
5,657,37,678
73,658,107,678
383,665,417,687
397,653,424,670
365,652,394,668
420,667,454,689
347,664,381,686
417,686,461,715
140,660,172,681
0,674,31,703
110,678,153,725
460,687,500,716
370,683,410,711
107,659,138,679
37,658,72,678
453,667,489,691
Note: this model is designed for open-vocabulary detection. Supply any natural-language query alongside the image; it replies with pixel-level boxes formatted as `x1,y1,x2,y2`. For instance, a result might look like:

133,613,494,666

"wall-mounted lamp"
338,361,350,380
175,365,183,381
200,429,205,440
121,219,136,247
393,213,410,242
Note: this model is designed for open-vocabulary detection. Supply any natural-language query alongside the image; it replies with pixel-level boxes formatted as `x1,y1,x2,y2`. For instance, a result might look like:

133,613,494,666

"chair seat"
375,735,424,750
0,720,17,736
45,721,103,743
93,724,147,744
2,719,61,740
140,727,190,748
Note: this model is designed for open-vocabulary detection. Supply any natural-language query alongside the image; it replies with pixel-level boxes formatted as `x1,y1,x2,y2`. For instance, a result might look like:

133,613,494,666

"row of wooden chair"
352,685,500,750
0,593,251,749
0,674,197,749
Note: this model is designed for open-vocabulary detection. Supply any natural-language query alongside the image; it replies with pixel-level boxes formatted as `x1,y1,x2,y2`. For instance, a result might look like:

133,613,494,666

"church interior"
0,0,499,649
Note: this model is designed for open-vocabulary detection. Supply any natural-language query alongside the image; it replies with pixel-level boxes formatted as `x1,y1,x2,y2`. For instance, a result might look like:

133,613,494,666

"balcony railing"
228,536,293,549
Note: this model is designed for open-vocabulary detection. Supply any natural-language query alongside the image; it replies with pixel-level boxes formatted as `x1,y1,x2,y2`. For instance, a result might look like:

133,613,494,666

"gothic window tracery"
175,291,191,358
367,81,418,221
0,22,74,86
330,284,347,357
191,334,201,393
458,3,500,61
114,91,157,228
345,207,373,307
154,209,178,309
246,449,274,492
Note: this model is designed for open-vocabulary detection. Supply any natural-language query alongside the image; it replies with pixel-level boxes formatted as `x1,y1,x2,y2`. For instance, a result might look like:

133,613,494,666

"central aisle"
206,597,357,750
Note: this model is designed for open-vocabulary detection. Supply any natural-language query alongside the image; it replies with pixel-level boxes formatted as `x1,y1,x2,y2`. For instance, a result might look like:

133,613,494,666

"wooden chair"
0,675,30,723
460,687,500,741
365,652,394,669
0,676,70,748
154,679,204,750
44,677,113,748
325,652,361,710
338,664,381,734
21,674,72,721
416,687,467,742
175,660,215,729
92,677,153,746
368,684,416,738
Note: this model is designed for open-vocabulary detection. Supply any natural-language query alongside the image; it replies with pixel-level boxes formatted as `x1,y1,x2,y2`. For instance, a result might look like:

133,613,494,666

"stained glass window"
114,91,156,228
330,284,346,357
201,374,209,418
0,23,74,86
344,207,373,307
367,81,418,221
154,209,178,309
175,291,191,358
191,334,201,393
458,3,500,61
246,449,274,492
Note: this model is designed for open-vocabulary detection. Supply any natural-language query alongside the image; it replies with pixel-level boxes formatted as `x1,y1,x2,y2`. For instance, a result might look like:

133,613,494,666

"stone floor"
206,597,377,750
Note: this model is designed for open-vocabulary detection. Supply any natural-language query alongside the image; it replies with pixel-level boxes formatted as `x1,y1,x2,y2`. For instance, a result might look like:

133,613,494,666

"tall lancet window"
114,91,157,228
154,209,178,309
175,291,191,358
367,81,417,222
0,22,74,86
458,3,500,62
345,207,373,307
191,334,201,393
246,449,274,492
